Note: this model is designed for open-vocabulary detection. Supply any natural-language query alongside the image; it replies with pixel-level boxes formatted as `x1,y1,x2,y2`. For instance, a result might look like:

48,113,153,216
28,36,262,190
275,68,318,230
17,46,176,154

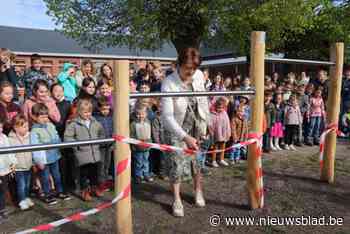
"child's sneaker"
276,145,282,151
284,145,290,150
92,186,104,197
159,175,169,181
57,193,72,201
81,189,92,202
219,160,229,166
19,200,30,211
212,161,219,168
271,145,277,151
25,198,34,207
44,196,58,205
290,145,296,151
230,160,236,165
172,200,184,217
144,176,154,182
0,211,8,224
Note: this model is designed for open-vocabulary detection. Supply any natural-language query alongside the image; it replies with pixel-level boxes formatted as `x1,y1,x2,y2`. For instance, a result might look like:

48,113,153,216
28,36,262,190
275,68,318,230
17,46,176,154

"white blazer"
161,69,209,140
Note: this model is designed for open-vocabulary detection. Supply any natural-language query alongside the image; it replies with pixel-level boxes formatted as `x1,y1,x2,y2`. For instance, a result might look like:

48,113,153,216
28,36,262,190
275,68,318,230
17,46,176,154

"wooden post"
113,60,133,234
247,31,265,209
321,43,344,183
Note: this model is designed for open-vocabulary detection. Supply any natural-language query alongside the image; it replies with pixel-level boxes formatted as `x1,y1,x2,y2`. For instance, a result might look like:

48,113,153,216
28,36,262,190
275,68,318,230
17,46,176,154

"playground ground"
2,140,350,234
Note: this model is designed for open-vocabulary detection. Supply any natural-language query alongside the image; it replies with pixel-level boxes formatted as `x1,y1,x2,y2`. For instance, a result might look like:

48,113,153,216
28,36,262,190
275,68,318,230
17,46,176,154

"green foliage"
218,0,350,60
44,0,350,60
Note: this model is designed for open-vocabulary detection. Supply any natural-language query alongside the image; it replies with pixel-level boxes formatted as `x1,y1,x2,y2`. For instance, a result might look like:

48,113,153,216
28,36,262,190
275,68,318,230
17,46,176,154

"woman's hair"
99,64,114,86
0,81,14,94
50,83,64,93
97,78,111,89
32,103,49,116
177,48,201,68
81,59,95,75
82,77,96,88
33,79,49,94
77,99,93,113
100,63,113,78
150,61,161,70
12,114,28,128
0,48,16,62
77,77,96,99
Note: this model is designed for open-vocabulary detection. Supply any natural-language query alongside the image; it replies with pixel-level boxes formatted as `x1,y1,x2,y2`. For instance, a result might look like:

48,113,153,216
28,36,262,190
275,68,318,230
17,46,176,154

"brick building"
0,25,177,77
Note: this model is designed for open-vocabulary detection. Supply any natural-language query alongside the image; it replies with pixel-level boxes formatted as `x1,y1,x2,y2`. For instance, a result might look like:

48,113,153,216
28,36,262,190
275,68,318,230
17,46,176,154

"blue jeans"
133,151,150,178
39,160,63,195
307,116,322,140
15,170,31,202
229,147,241,161
196,152,207,169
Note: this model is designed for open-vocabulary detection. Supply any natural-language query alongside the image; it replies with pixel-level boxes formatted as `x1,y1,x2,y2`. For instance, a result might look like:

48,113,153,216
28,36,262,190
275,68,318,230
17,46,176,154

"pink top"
209,110,231,142
22,97,61,125
309,97,325,117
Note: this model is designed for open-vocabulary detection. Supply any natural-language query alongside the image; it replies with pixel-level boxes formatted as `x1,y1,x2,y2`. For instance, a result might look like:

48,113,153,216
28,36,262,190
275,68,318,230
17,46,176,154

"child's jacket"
64,117,105,166
8,131,32,171
31,123,61,165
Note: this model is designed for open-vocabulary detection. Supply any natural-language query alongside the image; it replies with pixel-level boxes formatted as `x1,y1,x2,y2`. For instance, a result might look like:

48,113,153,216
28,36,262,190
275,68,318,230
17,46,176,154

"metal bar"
0,138,115,155
130,90,255,98
265,57,335,66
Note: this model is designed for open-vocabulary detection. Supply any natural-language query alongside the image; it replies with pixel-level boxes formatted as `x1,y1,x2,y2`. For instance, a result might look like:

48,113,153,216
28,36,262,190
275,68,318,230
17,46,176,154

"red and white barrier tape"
247,133,264,208
113,135,257,155
319,123,345,170
16,158,131,234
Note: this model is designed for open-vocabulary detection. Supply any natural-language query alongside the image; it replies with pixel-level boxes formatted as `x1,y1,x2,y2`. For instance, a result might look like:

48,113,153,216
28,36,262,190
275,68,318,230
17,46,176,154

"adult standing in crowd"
22,79,60,125
75,59,97,88
150,61,164,92
202,68,211,90
161,48,209,217
98,63,114,87
311,69,330,101
0,48,19,100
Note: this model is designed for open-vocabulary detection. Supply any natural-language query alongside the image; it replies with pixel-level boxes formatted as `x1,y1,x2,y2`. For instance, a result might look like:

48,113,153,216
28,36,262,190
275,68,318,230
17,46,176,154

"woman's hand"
183,135,199,151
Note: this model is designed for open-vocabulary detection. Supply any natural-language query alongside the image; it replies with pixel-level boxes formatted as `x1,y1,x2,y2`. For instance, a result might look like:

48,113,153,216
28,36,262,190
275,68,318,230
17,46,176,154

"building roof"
0,25,177,60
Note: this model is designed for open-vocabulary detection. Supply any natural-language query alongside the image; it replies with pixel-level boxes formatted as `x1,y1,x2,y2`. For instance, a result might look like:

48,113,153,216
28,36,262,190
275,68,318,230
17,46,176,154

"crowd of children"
0,49,350,222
